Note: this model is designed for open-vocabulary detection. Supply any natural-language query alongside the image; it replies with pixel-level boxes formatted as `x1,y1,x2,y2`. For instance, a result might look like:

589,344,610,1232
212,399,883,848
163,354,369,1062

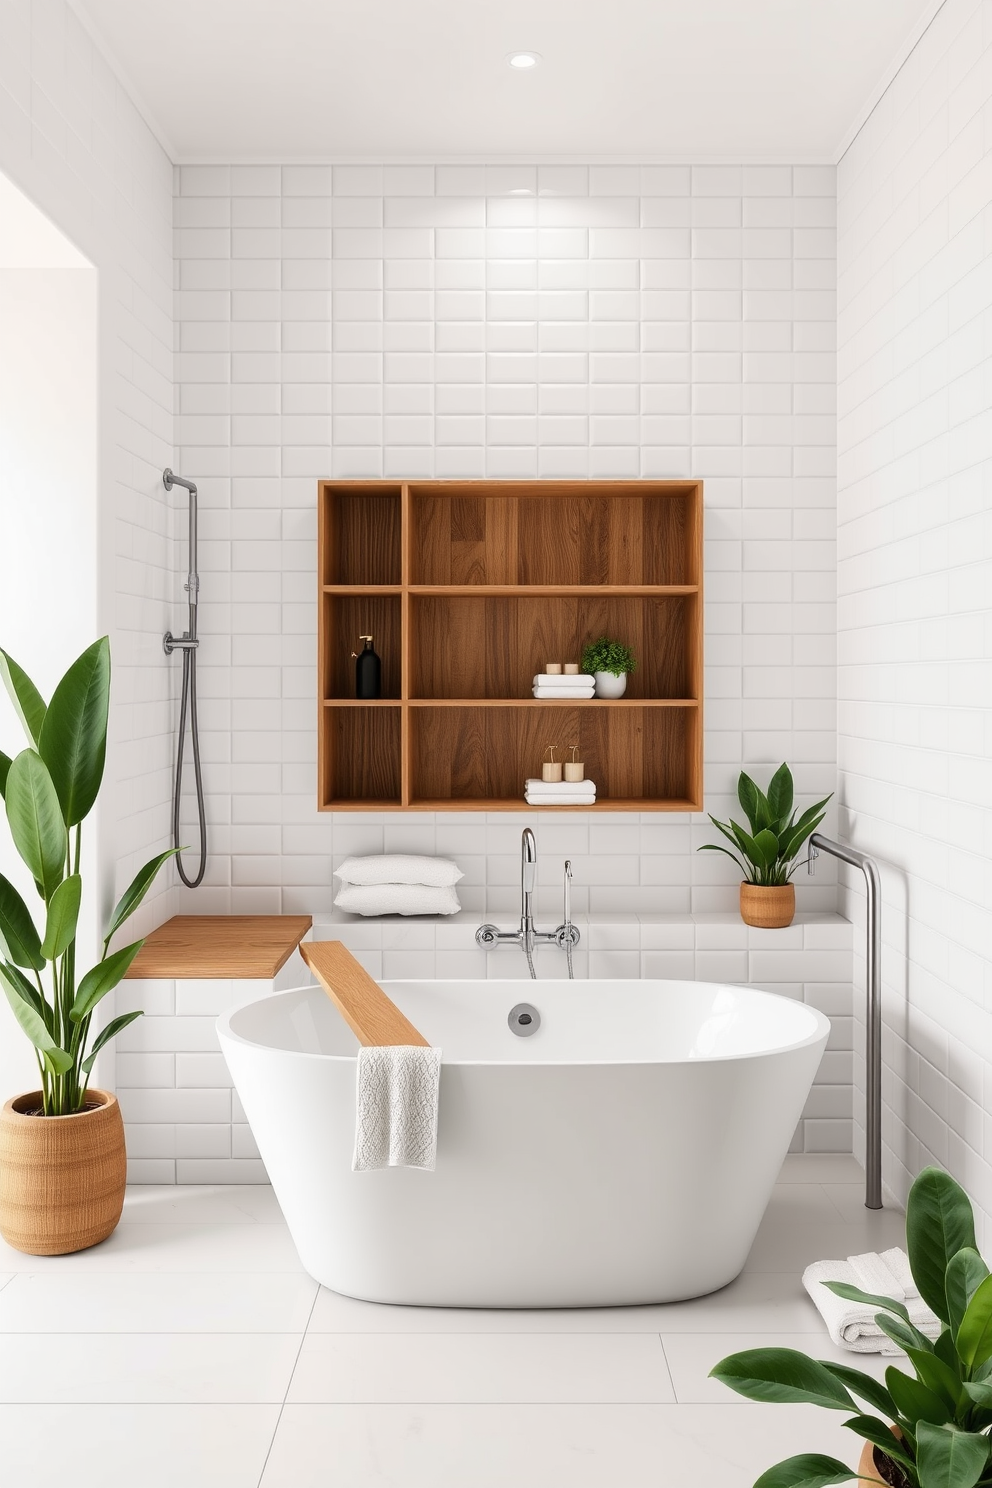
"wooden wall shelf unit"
317,480,703,813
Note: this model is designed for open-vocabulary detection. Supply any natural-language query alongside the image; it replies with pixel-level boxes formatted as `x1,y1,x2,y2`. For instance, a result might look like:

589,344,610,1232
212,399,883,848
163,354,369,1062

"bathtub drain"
508,1003,541,1037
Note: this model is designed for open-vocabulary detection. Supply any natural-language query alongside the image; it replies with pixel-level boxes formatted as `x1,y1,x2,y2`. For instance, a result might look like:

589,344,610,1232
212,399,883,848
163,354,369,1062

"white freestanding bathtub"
217,978,829,1307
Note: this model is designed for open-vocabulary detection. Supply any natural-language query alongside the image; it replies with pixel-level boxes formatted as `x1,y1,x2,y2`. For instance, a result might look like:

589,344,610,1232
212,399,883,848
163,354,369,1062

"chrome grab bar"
808,832,882,1210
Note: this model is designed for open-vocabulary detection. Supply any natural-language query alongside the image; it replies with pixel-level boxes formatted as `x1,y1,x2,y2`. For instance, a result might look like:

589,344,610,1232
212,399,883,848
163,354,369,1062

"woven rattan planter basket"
0,1089,126,1255
739,882,796,929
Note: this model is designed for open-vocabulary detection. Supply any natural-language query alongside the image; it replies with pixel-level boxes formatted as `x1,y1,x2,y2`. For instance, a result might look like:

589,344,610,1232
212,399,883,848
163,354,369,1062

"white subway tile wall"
0,2,177,1072
161,161,851,1180
173,162,840,920
123,914,853,1183
837,0,992,1238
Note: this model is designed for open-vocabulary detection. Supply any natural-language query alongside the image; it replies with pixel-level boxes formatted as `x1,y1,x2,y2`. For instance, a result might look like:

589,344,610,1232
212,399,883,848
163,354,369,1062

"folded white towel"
524,778,596,795
352,1044,442,1171
533,674,595,688
335,854,464,888
802,1247,941,1354
533,690,596,700
334,882,461,917
526,793,598,806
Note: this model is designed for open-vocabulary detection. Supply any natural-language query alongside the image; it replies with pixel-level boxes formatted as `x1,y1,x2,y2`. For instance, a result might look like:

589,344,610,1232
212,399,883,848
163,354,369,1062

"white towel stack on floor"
333,854,463,916
524,777,597,807
802,1246,941,1353
532,673,596,699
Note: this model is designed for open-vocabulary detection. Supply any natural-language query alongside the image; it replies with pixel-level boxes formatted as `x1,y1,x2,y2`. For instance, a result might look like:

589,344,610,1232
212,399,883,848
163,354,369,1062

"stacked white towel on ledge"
803,1246,941,1353
334,855,463,917
524,777,597,807
352,1044,442,1171
532,673,595,699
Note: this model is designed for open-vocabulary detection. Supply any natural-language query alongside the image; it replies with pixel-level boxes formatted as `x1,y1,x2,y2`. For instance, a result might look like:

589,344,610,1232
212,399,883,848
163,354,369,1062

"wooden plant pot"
0,1090,126,1256
739,882,796,929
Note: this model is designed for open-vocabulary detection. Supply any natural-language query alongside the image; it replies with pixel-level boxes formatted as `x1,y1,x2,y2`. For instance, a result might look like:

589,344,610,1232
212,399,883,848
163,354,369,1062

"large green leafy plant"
712,1167,992,1488
0,639,174,1115
699,762,831,886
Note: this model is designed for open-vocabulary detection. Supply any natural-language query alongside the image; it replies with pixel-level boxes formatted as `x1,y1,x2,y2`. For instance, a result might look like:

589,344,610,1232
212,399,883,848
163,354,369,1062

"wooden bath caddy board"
301,940,429,1048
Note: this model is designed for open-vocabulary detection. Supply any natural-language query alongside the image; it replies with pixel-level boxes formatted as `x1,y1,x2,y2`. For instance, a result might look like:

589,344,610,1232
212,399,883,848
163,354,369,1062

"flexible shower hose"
173,643,207,888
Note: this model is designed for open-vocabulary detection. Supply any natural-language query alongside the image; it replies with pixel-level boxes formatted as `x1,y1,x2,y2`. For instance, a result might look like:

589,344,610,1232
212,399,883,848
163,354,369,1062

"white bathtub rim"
216,979,831,1068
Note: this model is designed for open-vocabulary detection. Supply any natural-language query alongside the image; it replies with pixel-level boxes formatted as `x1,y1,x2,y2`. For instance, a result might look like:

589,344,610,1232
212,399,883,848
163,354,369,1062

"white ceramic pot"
594,671,627,699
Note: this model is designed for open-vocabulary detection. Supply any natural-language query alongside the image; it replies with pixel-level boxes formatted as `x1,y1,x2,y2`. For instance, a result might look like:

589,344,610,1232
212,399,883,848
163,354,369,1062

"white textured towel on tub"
353,1044,443,1171
802,1246,940,1353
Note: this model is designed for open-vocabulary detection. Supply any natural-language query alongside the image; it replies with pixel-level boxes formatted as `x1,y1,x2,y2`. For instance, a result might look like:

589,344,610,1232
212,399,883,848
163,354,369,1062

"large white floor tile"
743,1212,906,1272
0,1332,301,1403
0,1221,303,1273
778,1155,864,1183
0,1271,317,1332
0,1273,12,1292
287,1332,674,1404
824,1182,902,1225
123,1184,284,1224
762,1183,855,1225
663,1331,891,1404
0,1404,279,1488
260,1402,863,1487
308,1269,825,1334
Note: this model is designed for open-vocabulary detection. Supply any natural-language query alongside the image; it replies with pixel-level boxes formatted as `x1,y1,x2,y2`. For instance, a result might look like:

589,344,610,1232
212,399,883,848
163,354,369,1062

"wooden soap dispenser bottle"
352,636,381,699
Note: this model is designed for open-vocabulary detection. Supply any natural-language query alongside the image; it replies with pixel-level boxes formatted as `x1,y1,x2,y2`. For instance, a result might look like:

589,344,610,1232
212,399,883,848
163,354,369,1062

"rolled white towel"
352,1044,442,1171
802,1248,941,1354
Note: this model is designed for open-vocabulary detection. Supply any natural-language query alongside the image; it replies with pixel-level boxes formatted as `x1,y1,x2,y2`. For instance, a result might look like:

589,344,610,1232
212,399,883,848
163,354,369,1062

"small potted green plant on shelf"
711,1166,992,1488
581,636,636,700
698,762,831,928
0,639,175,1255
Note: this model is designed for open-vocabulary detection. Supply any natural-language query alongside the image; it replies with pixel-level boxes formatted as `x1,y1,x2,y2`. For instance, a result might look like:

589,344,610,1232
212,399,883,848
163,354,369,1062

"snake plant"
698,762,831,886
0,639,174,1114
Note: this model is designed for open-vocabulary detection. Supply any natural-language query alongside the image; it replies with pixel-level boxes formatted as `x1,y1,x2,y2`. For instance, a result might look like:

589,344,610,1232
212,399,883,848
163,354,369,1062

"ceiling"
78,0,935,163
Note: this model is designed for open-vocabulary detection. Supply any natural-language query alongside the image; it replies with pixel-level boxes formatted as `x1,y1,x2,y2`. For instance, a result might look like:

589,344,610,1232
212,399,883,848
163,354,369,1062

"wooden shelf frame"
318,480,703,812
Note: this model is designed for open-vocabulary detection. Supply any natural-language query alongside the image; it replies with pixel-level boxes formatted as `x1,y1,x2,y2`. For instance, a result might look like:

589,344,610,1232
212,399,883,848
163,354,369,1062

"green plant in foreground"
712,1166,992,1488
0,639,175,1115
698,762,831,887
580,636,637,677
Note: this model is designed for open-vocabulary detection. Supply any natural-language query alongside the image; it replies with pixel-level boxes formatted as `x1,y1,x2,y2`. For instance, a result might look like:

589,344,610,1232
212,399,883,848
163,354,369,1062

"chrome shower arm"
808,831,882,1210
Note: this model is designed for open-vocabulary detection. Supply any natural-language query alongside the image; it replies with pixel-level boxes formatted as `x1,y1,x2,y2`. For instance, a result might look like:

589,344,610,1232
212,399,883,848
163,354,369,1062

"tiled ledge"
119,910,854,1184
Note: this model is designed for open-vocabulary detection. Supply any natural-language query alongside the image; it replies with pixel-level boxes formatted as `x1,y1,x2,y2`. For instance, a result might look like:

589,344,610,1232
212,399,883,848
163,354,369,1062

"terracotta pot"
858,1438,887,1484
739,882,795,929
0,1089,126,1255
858,1424,903,1486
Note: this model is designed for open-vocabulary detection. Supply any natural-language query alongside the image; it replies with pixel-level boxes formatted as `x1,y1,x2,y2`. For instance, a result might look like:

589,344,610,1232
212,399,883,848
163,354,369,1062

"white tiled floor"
0,1155,905,1487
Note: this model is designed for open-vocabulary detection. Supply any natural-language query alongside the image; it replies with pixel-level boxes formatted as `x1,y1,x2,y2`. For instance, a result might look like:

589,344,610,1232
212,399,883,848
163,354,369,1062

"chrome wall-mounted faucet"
476,829,580,978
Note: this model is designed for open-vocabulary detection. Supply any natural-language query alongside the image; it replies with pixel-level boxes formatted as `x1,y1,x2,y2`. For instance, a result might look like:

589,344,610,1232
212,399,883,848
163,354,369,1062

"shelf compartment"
319,483,402,586
409,705,699,809
409,594,696,701
409,482,700,587
321,592,401,700
320,704,402,810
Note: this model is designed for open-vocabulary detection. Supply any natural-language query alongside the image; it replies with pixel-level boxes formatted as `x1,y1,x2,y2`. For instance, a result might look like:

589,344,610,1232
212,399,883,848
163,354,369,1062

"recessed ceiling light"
507,51,541,69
